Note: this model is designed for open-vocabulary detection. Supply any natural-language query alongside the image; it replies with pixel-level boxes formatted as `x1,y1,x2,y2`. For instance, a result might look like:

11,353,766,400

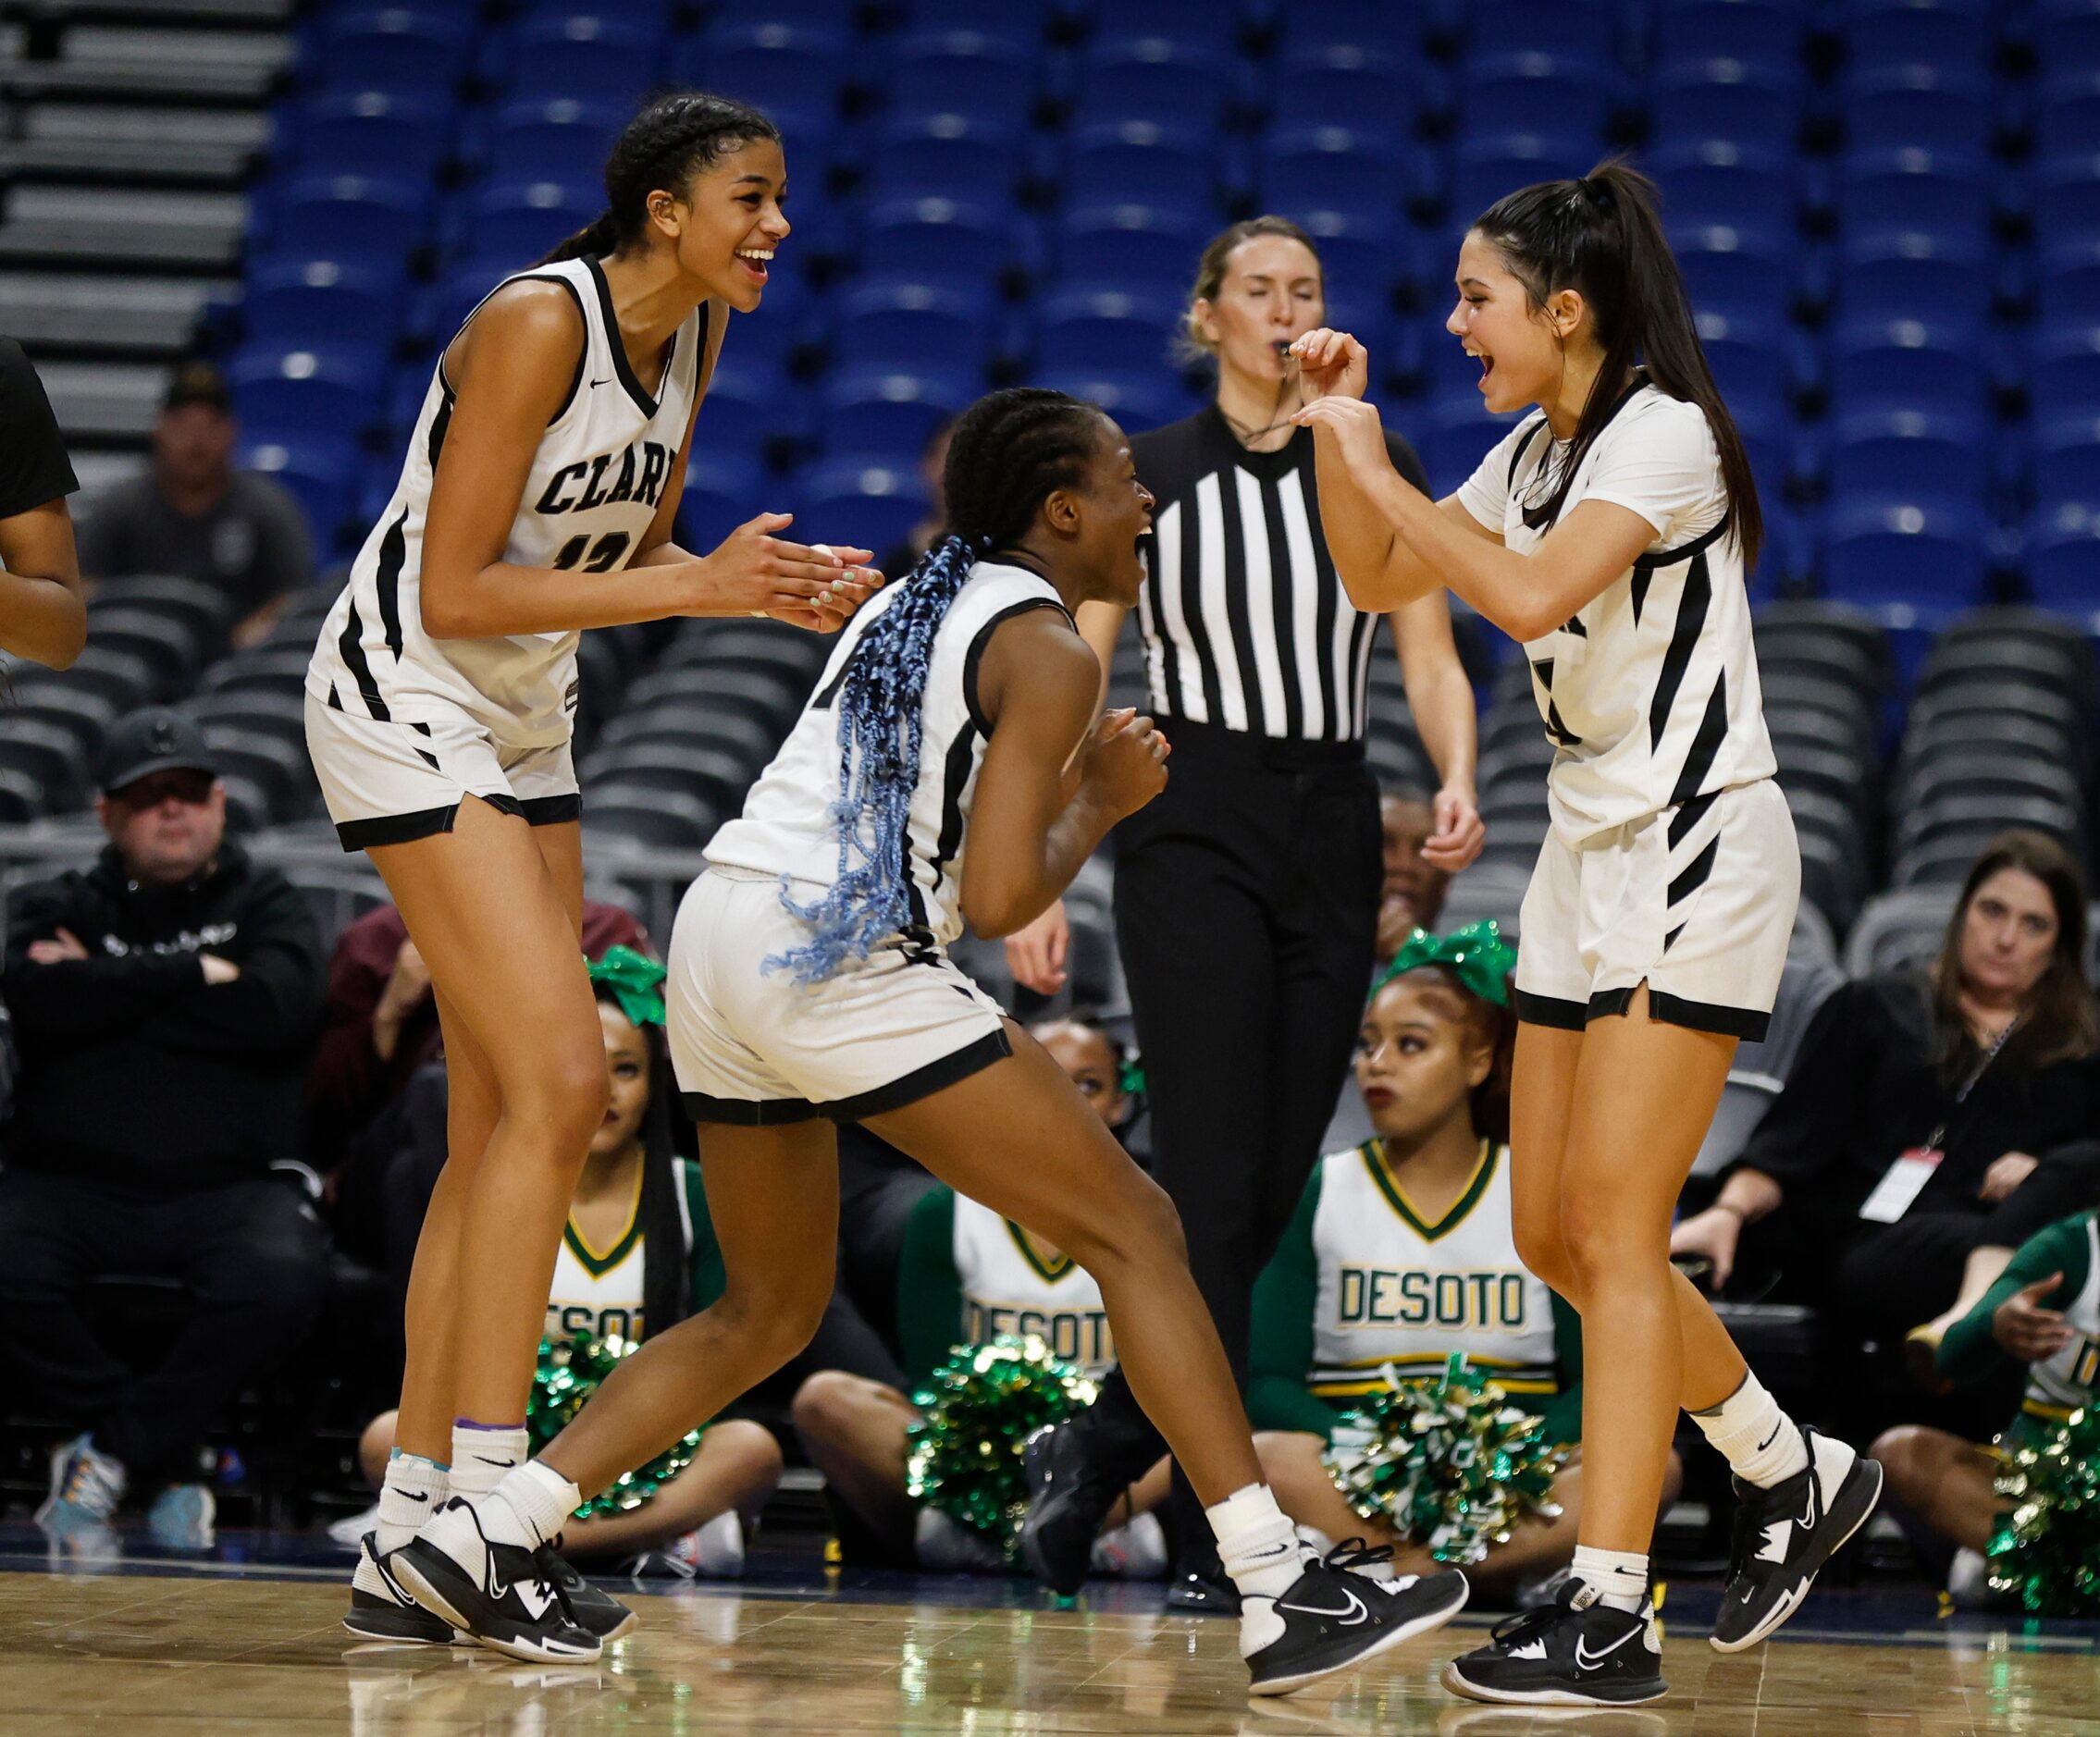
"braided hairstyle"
772,388,1107,983
536,90,781,265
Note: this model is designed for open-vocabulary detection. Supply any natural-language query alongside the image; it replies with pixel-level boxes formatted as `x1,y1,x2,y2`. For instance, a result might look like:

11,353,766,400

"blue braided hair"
770,388,1107,983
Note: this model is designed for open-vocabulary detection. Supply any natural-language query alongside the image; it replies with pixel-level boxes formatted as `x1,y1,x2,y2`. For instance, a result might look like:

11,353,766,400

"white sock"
448,1422,528,1499
375,1449,449,1556
479,1460,583,1550
1206,1484,1302,1601
1690,1371,1811,1488
1571,1545,1649,1614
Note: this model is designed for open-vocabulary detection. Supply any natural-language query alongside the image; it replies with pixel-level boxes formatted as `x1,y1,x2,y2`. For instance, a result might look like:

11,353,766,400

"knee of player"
509,1043,614,1143
722,1275,830,1367
1060,1171,1185,1274
1511,1212,1576,1299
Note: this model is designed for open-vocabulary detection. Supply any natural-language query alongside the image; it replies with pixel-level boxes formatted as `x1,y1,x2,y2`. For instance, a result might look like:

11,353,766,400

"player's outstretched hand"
1291,396,1394,486
1422,784,1487,871
694,511,880,629
1290,327,1369,404
1080,707,1171,820
1005,898,1071,994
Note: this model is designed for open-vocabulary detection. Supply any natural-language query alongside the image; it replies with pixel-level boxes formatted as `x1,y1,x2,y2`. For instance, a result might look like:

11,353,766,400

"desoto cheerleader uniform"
306,255,708,848
1458,377,1797,1039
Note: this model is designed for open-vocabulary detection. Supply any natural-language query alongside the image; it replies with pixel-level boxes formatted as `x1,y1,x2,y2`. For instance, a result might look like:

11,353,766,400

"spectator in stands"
343,952,781,1585
0,335,87,668
1376,785,1454,965
1672,832,2100,1380
1871,1205,2100,1609
0,708,328,1551
75,363,315,649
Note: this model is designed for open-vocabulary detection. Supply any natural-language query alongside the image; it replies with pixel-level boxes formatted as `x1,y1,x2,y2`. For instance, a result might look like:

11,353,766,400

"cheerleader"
304,91,877,1645
1290,165,1880,1705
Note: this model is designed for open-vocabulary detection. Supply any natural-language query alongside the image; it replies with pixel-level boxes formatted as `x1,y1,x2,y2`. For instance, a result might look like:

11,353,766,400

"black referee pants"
1082,721,1382,1558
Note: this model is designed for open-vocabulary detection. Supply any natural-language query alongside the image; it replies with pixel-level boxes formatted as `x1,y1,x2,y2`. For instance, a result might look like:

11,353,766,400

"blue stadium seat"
677,453,771,554
1829,407,1992,500
312,7,474,96
1069,120,1219,214
508,15,664,104
1282,208,1416,309
412,258,518,351
244,257,401,347
517,0,678,24
697,361,797,458
1694,307,1793,402
1265,127,1410,226
1462,51,1618,142
2039,70,2100,157
864,113,1019,202
240,436,357,549
1467,0,1626,59
2034,151,2100,240
1038,366,1195,434
891,30,1039,128
1730,395,1796,499
715,0,859,27
900,0,1050,46
294,90,453,176
2023,499,2100,610
1075,35,1236,129
1271,45,1416,135
1425,395,1520,499
2037,0,2100,73
686,25,853,120
833,281,996,371
229,344,389,438
1822,496,1990,608
820,365,975,460
386,357,436,444
1843,227,1995,322
1036,287,1180,374
797,458,933,561
481,98,625,183
1672,221,1800,318
1274,0,1415,55
2031,321,2100,413
861,197,1012,292
1841,64,1996,156
266,173,433,261
1448,131,1591,221
1650,57,1803,149
1653,0,1804,76
1837,146,1995,242
1648,140,1796,229
1059,203,1208,290
2042,235,2100,320
1090,3,1242,50
458,179,601,268
1842,0,1996,70
1830,314,1991,407
2034,412,2100,500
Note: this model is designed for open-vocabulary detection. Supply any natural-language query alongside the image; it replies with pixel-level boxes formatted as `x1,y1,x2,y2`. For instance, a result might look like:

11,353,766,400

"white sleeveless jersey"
1458,383,1777,845
545,1201,646,1346
706,560,1069,948
306,255,708,748
952,1195,1114,1379
2029,1216,2100,1418
1304,1141,1559,1401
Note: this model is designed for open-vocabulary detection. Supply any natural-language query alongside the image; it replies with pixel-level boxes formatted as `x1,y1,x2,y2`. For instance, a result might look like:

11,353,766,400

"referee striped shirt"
1130,406,1430,744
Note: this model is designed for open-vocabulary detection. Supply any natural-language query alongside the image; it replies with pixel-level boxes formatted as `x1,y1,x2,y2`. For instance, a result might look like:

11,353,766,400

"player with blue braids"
411,388,1471,1691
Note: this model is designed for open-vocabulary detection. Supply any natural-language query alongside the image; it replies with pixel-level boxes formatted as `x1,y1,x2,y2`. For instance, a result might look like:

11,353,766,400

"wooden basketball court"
1,1534,2094,1735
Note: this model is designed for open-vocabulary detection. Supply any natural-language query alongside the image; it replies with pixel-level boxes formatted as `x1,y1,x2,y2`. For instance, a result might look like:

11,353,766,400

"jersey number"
551,531,631,573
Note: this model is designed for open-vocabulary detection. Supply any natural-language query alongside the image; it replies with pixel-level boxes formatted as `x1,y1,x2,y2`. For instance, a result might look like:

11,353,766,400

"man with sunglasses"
0,708,327,1553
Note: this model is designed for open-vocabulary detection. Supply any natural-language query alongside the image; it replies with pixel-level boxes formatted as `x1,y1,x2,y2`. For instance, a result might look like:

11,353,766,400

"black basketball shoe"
1243,1541,1471,1697
1711,1426,1884,1653
1442,1579,1665,1706
1165,1562,1242,1616
534,1538,637,1642
1017,1422,1130,1595
342,1533,455,1645
389,1497,601,1664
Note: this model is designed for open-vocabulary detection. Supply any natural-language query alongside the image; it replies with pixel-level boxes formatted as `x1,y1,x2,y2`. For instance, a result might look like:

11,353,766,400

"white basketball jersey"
545,1201,646,1346
951,1195,1114,1378
2029,1216,2100,1418
707,560,1069,948
1304,1141,1559,1402
306,255,708,748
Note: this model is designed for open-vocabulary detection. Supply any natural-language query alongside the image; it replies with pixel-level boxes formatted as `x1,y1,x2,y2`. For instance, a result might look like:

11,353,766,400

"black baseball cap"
162,361,231,415
97,708,218,795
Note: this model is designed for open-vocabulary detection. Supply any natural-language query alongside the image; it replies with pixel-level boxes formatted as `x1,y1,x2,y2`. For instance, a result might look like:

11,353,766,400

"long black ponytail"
1474,159,1763,573
536,89,781,265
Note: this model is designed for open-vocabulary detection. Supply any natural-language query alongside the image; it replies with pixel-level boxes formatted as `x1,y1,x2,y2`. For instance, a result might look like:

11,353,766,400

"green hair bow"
1372,920,1515,1008
587,944,666,1028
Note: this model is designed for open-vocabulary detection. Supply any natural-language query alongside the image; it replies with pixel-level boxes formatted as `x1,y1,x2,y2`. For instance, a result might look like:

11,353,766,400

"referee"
0,337,85,670
1009,217,1484,1607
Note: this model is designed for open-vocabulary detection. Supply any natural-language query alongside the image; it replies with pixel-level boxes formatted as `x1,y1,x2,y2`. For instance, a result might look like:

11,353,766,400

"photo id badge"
1858,1147,1943,1224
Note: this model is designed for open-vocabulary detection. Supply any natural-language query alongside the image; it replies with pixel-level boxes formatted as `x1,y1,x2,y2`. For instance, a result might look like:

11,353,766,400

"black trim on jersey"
928,725,978,899
1532,659,1580,747
1513,988,1587,1030
338,597,389,721
1647,552,1712,752
426,379,455,469
585,254,662,419
816,1027,1012,1122
375,508,409,661
1669,833,1720,905
962,597,1070,735
1667,788,1720,848
456,272,587,425
684,1090,821,1126
1630,569,1652,626
336,804,458,851
327,682,342,711
1671,672,1732,807
1630,510,1734,571
1515,376,1649,534
520,792,582,826
1515,983,1769,1041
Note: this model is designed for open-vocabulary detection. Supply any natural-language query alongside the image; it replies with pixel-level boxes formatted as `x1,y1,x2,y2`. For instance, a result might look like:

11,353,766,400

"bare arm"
1073,599,1127,713
0,499,86,668
1390,593,1484,869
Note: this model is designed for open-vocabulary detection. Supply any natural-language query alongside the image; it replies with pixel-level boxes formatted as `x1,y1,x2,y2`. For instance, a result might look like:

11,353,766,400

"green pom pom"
530,1333,706,1521
1986,1405,2100,1618
904,1335,1099,1561
1321,1356,1566,1567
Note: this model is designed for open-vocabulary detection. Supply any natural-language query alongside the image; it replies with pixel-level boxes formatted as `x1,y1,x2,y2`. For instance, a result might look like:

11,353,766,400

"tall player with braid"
305,92,879,1654
1290,165,1881,1706
390,388,1472,1686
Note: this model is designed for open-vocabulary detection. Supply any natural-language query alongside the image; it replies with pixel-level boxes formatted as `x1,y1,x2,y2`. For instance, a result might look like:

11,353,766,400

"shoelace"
531,1540,584,1623
1485,1601,1564,1651
1323,1537,1397,1575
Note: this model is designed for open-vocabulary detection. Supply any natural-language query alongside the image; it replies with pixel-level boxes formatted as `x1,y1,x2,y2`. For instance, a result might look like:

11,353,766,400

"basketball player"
304,92,877,1644
1288,166,1881,1706
390,388,1471,1686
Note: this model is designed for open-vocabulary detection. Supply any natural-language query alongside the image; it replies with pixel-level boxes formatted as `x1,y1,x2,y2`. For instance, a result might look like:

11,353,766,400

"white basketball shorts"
304,691,580,853
666,865,1012,1125
1513,777,1798,1041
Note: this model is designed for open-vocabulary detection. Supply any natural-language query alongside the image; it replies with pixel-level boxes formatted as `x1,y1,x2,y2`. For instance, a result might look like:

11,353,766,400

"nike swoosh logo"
589,377,613,388
1280,1587,1370,1626
402,1490,429,1503
1756,1422,1782,1453
1575,1626,1643,1669
476,1458,517,1471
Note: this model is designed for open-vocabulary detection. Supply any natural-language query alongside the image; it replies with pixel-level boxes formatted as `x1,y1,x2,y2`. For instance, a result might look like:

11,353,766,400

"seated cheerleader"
791,1013,1168,1576
1249,925,1680,1597
351,949,783,1596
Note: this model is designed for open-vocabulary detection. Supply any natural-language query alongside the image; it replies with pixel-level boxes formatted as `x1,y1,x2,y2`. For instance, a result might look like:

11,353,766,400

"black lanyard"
1922,1016,2022,1152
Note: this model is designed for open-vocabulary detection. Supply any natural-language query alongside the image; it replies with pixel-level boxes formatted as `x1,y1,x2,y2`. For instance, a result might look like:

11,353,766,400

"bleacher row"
210,0,2100,621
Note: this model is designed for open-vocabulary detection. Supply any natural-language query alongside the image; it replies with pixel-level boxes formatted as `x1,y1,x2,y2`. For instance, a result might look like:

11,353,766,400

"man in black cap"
0,708,328,1552
75,362,315,647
